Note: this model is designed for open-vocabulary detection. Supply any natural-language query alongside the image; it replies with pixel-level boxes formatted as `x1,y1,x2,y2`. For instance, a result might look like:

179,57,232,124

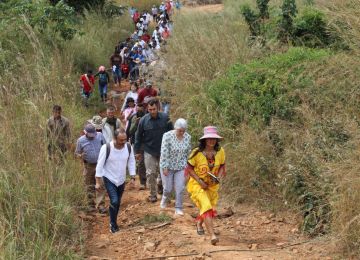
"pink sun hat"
199,126,223,140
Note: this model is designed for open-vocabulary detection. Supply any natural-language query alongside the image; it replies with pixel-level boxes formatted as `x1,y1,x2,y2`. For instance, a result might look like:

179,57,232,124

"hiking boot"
110,224,119,234
139,184,146,190
147,195,157,203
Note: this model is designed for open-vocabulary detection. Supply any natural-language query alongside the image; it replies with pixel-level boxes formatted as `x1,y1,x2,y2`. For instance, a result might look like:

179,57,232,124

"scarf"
106,117,117,133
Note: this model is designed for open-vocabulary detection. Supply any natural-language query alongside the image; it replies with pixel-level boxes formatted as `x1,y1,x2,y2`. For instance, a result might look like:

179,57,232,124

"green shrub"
293,8,331,48
205,47,329,129
256,0,270,19
241,4,261,37
278,0,298,42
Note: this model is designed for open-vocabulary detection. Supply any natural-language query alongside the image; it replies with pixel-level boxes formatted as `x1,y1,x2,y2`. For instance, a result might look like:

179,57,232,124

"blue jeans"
112,66,122,83
103,177,125,227
99,84,107,100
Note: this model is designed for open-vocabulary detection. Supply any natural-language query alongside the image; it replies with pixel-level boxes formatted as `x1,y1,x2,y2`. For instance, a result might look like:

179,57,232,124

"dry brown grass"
164,0,360,256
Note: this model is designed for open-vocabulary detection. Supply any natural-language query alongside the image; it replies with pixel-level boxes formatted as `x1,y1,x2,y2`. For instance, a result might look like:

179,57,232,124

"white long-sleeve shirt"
96,141,136,187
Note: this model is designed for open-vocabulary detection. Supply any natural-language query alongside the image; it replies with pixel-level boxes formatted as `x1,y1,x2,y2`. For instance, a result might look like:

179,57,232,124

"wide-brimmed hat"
199,126,223,140
87,115,104,130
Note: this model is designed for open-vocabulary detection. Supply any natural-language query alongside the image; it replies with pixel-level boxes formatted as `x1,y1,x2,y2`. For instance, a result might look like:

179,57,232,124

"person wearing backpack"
95,128,136,234
126,104,146,190
95,66,110,102
79,70,95,107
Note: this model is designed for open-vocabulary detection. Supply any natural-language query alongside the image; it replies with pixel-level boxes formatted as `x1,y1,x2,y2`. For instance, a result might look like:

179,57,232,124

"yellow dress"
186,147,226,220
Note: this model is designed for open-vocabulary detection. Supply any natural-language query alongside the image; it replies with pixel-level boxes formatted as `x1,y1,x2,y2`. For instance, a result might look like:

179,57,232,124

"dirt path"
83,4,336,260
83,182,334,260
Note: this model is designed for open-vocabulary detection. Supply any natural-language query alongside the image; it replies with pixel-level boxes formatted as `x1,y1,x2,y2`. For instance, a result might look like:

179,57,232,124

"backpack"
105,142,132,165
99,72,108,85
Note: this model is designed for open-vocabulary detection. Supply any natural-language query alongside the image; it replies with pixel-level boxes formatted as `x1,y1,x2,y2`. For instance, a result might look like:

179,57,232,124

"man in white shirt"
95,129,136,233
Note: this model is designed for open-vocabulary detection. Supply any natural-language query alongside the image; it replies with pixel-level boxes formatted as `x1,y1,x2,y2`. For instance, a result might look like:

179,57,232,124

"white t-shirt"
96,141,136,187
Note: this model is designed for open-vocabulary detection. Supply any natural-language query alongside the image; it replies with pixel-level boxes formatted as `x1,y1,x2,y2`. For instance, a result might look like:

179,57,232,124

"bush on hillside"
241,5,261,37
49,0,105,12
293,8,331,48
0,0,78,40
206,48,329,129
277,0,298,42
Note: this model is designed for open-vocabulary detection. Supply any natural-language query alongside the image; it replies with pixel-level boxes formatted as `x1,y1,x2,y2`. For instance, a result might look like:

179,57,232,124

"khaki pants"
83,163,105,209
144,152,162,197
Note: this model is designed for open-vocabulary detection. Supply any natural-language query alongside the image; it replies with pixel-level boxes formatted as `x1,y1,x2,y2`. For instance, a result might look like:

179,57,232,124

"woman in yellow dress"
185,126,226,245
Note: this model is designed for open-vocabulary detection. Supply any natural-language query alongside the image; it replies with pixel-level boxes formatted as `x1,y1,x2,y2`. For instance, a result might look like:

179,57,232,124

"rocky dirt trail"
82,4,336,260
83,182,334,260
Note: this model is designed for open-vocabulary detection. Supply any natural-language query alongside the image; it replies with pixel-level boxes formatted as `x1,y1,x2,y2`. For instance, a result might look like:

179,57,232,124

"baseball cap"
84,124,97,138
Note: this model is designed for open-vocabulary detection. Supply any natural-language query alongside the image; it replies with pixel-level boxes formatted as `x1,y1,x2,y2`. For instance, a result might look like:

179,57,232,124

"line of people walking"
46,1,226,246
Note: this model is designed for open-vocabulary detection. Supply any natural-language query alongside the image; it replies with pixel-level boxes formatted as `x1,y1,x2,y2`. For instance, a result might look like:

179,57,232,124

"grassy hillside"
0,1,135,257
165,0,360,256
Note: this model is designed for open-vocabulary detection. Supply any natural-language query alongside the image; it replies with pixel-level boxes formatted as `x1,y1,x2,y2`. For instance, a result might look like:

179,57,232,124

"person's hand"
198,179,208,190
95,183,102,191
163,169,169,176
135,153,142,161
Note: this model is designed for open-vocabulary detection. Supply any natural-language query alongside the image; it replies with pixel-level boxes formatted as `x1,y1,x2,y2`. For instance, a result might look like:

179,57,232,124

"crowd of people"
46,1,226,246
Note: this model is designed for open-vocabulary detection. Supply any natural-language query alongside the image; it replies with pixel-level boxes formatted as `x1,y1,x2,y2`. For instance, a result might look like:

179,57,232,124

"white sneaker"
160,198,167,209
175,208,184,216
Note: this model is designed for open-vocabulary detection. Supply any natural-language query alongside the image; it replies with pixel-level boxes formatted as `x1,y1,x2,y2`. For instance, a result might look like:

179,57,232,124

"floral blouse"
160,130,192,171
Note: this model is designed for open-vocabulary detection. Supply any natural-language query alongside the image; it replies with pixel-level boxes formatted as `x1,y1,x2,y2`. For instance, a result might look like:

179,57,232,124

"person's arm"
134,117,144,154
74,139,83,158
159,133,171,176
94,72,100,77
218,148,226,178
127,146,136,177
121,92,129,112
65,120,71,145
186,164,208,190
95,144,106,189
106,72,110,83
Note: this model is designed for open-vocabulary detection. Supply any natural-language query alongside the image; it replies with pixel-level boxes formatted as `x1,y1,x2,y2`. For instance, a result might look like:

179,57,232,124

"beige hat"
87,115,104,130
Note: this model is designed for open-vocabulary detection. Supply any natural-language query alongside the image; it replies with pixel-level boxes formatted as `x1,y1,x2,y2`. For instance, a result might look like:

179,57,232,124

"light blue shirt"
75,132,106,164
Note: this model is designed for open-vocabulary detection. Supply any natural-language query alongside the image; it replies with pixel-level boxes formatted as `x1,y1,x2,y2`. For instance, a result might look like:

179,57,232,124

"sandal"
196,223,205,235
211,237,219,246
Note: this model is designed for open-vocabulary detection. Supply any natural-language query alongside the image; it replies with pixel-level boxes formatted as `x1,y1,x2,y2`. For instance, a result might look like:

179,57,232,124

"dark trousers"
137,152,146,185
103,177,125,227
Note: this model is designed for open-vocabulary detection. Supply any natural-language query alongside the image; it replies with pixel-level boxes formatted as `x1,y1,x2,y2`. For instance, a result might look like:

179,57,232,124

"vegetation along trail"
84,3,335,260
2,0,359,259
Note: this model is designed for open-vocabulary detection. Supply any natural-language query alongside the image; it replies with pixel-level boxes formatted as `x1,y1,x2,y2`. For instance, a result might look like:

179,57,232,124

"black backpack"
105,142,132,164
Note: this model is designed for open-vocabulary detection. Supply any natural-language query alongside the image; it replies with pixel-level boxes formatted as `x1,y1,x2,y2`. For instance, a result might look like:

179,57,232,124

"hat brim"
199,134,223,140
87,120,104,130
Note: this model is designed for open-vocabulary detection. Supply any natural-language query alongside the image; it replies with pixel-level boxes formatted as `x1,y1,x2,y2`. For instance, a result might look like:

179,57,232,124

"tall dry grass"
117,0,161,11
165,0,360,256
0,8,140,257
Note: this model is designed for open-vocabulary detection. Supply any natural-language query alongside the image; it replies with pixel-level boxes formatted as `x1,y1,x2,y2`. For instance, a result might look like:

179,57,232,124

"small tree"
241,5,261,37
278,0,298,42
256,0,270,19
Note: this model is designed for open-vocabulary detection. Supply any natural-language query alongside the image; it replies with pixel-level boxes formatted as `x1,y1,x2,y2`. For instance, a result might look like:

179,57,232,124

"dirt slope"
83,182,334,260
